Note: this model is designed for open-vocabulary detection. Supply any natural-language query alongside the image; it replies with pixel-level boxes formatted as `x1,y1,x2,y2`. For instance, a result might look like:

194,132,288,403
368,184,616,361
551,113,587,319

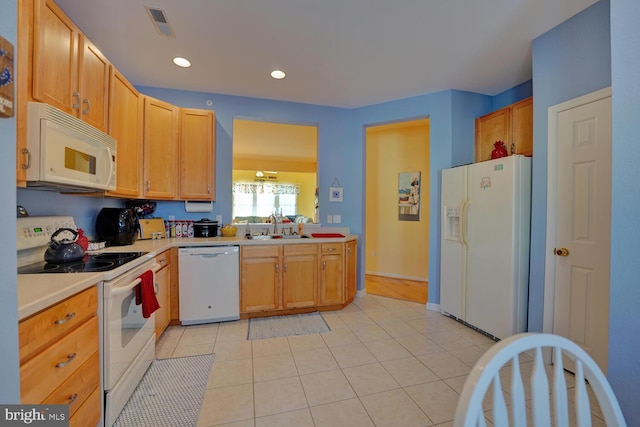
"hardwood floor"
365,274,428,304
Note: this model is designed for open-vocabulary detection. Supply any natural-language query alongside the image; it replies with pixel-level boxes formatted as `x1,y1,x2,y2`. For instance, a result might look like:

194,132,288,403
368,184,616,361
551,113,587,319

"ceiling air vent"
145,6,175,37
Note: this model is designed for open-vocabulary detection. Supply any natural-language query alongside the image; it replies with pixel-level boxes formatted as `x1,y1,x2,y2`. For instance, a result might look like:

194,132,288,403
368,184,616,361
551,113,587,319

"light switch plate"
332,215,341,223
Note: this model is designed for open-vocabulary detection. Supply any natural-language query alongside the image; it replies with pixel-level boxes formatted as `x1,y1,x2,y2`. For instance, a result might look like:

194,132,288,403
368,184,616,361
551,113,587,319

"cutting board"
139,218,166,239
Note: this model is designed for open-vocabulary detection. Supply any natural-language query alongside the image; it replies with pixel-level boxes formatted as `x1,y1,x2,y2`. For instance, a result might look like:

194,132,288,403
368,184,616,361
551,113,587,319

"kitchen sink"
246,235,273,240
246,234,308,240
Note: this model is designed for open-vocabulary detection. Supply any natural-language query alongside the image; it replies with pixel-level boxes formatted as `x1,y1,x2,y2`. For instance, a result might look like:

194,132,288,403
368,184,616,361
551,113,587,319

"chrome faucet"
268,214,279,235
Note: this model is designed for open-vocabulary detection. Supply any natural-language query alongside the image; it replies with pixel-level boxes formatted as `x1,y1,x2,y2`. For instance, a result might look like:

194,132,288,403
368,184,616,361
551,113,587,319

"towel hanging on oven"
135,270,160,318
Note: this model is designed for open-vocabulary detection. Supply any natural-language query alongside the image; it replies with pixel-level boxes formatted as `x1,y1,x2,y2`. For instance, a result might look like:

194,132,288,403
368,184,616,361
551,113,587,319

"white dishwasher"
178,246,240,325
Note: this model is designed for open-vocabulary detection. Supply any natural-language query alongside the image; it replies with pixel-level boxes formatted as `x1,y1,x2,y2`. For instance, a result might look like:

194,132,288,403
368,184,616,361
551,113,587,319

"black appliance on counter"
193,218,219,238
95,208,140,246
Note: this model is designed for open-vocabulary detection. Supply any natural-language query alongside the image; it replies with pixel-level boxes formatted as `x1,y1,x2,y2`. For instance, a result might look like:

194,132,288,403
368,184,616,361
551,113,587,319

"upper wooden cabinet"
32,0,109,132
474,97,533,162
143,96,179,199
106,67,143,198
179,109,215,200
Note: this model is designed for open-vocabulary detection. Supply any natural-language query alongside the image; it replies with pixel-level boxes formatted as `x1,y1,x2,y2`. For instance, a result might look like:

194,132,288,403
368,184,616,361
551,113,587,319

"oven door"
103,261,158,390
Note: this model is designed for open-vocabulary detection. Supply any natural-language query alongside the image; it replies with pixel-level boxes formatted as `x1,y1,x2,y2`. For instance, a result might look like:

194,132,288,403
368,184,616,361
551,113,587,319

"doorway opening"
365,118,430,304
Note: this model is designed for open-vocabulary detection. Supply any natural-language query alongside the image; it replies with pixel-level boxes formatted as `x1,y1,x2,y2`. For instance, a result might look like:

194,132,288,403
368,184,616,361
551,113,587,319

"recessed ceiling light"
173,57,191,68
271,70,286,79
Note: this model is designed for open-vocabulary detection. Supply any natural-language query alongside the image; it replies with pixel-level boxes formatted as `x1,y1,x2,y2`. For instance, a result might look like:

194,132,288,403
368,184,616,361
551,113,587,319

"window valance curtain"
233,182,300,195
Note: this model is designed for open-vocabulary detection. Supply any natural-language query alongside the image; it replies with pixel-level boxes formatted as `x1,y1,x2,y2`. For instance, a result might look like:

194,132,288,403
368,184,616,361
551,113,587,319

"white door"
551,94,611,373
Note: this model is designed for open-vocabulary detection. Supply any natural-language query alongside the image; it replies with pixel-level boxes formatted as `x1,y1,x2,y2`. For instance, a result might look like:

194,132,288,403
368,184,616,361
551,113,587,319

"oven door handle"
110,263,160,296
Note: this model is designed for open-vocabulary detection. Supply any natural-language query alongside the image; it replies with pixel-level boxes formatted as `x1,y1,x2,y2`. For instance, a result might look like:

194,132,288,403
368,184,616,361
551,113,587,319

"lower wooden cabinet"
155,249,171,339
319,243,343,306
241,245,281,312
345,240,358,302
19,286,100,425
240,240,358,315
283,244,318,309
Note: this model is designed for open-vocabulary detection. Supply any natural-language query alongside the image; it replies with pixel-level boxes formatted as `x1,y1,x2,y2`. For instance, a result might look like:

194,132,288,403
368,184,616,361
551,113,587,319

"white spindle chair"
454,333,627,427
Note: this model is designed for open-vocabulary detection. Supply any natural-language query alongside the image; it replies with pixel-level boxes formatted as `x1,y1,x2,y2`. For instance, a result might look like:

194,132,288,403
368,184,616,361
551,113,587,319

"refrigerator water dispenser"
444,207,460,240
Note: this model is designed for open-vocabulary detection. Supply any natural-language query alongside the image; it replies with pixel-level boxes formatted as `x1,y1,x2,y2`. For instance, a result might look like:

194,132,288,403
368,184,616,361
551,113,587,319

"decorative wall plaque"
0,35,14,118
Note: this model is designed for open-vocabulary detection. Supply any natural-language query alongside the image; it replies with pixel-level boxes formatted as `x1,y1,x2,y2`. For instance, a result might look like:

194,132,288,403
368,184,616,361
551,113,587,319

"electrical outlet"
333,215,341,223
168,215,175,221
327,215,333,224
370,250,375,257
215,215,222,223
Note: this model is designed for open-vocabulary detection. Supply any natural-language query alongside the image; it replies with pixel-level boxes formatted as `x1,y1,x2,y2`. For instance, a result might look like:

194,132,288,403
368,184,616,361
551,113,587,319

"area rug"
248,312,331,340
113,353,214,427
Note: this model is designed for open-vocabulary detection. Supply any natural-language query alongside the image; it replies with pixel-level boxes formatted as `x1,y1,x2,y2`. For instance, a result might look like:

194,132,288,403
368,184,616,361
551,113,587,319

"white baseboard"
426,302,440,312
365,271,428,282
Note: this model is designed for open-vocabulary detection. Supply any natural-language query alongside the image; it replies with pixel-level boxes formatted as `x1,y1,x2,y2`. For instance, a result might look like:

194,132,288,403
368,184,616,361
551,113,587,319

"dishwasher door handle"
193,252,229,258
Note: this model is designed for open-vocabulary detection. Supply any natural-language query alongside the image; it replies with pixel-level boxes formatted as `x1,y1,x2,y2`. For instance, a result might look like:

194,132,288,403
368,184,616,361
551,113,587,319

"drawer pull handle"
56,353,77,368
327,248,336,252
68,393,78,404
55,312,76,325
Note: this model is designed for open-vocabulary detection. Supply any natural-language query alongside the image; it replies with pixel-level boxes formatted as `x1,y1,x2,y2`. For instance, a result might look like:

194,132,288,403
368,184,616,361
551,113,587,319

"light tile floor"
154,294,605,427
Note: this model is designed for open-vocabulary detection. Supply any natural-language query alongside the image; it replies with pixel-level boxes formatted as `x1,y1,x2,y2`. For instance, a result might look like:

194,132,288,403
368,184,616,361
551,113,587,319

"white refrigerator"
440,155,531,339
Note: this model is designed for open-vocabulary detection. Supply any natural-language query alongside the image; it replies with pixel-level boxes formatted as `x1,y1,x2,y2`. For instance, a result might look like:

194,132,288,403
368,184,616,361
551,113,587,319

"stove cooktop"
17,252,149,274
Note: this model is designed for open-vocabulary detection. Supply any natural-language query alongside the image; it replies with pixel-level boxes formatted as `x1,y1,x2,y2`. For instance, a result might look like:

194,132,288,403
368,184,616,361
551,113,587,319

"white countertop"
17,234,358,320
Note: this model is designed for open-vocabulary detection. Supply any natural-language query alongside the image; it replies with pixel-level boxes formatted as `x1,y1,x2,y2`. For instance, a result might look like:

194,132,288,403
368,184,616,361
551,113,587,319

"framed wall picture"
329,186,343,202
398,171,420,221
329,178,343,202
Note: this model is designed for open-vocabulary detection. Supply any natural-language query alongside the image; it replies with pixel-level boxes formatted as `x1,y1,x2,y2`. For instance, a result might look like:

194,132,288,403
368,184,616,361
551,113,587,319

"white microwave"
24,102,117,192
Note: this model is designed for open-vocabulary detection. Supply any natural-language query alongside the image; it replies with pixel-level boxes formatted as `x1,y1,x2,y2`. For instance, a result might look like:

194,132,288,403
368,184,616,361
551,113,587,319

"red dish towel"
135,270,160,318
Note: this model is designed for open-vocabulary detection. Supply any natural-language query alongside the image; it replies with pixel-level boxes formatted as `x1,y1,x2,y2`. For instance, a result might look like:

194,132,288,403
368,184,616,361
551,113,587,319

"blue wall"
137,88,481,299
493,80,533,111
529,0,611,332
352,90,496,303
1,0,21,403
609,0,640,421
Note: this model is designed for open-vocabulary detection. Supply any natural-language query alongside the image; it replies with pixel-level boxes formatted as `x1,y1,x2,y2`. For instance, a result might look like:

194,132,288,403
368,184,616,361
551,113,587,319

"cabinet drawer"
242,245,279,258
43,351,100,417
21,316,99,404
283,243,317,256
155,249,171,268
69,386,101,427
19,286,98,363
321,243,342,254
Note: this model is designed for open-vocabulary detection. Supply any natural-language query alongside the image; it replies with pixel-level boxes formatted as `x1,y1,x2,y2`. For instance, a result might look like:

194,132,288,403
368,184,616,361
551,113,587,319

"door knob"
554,247,570,257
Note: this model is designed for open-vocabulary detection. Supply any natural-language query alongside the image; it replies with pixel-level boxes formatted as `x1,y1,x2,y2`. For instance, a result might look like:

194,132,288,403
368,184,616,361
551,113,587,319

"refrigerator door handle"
461,200,470,247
